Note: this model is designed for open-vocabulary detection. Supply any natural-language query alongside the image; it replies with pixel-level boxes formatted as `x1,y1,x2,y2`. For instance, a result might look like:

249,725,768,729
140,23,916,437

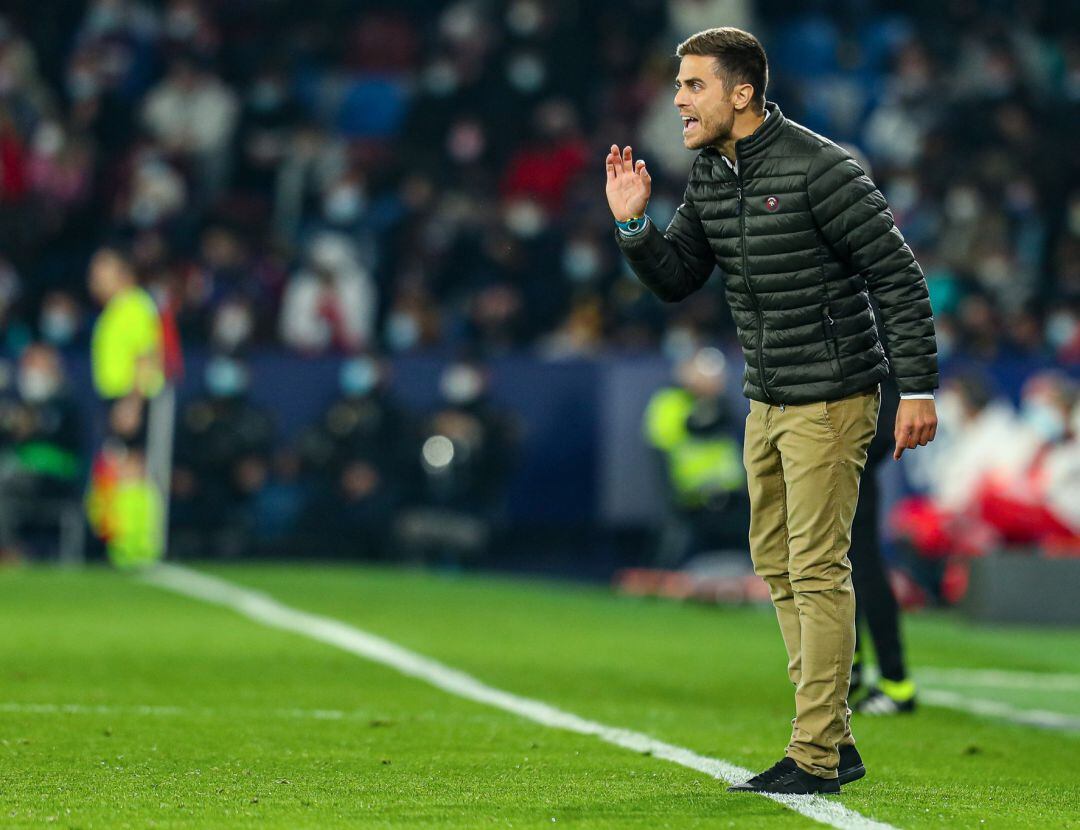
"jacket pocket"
821,308,844,382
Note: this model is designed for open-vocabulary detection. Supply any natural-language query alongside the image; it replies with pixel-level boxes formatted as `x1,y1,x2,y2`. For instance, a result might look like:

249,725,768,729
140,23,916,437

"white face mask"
323,184,365,225
562,242,600,283
18,370,60,403
1022,401,1066,442
213,305,253,350
440,366,483,405
1046,311,1078,351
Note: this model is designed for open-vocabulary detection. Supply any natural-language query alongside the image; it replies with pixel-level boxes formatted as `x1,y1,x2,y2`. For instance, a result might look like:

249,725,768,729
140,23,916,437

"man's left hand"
894,398,937,460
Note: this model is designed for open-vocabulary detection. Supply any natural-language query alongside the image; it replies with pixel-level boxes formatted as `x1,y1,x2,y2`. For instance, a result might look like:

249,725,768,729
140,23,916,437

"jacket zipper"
736,175,773,403
823,309,844,382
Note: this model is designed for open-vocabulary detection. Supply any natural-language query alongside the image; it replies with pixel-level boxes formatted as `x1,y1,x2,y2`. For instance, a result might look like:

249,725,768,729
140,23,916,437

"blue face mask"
340,358,378,397
205,358,247,399
1022,401,1066,442
41,311,77,345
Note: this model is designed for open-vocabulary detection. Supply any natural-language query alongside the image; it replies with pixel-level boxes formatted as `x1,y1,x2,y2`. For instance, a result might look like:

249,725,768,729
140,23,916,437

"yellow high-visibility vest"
91,287,164,399
644,387,744,507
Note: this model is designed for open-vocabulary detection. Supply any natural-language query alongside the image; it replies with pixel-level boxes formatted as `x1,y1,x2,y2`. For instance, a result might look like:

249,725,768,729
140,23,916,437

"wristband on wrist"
615,215,648,235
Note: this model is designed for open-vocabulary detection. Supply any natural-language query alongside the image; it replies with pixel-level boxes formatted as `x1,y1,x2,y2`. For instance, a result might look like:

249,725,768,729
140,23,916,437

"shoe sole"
728,779,842,795
838,763,866,786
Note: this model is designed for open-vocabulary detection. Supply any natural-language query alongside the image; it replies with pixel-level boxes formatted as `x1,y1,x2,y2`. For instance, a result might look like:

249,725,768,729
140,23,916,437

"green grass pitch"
1,563,1079,828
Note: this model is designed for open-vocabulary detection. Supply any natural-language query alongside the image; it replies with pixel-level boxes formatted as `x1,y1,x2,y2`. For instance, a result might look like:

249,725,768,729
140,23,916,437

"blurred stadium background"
1,0,1078,583
1,0,1080,826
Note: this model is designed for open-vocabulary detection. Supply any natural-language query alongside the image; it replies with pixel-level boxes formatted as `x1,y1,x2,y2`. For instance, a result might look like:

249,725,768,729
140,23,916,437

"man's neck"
715,108,767,163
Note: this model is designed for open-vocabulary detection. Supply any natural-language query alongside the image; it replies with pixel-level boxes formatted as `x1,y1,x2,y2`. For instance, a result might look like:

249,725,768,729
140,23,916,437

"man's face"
674,55,736,150
88,250,124,305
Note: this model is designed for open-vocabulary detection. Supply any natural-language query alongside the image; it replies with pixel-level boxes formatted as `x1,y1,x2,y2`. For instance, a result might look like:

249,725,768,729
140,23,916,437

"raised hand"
605,145,651,222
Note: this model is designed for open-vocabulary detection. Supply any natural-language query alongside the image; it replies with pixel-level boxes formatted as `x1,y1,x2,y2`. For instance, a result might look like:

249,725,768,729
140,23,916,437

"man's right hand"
605,145,651,222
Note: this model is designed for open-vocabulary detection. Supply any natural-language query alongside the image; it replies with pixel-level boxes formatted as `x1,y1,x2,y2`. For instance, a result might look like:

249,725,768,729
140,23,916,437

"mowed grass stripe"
200,564,1080,829
145,564,898,830
0,567,804,829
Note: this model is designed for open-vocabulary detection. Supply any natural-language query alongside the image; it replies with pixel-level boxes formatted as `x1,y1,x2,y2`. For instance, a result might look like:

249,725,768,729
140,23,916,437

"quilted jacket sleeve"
614,192,715,303
807,144,939,394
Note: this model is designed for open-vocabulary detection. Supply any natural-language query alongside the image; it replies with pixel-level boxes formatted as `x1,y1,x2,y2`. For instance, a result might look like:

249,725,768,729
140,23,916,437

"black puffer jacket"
618,102,938,404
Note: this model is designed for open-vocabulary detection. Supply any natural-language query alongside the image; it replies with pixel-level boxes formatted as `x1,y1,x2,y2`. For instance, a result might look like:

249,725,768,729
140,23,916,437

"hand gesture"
605,145,651,222
893,398,938,460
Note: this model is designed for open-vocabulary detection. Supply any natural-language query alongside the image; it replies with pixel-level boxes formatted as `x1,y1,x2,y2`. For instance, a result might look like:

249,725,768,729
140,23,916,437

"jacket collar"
733,101,784,160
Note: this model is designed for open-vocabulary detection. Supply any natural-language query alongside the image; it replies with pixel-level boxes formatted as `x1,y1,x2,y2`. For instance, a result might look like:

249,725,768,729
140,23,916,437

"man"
849,377,918,714
86,247,166,568
0,343,82,559
172,355,275,558
606,27,938,794
643,346,747,564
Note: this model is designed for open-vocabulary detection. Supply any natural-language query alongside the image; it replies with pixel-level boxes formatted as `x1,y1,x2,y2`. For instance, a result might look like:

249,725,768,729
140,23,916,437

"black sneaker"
727,757,840,794
838,744,866,785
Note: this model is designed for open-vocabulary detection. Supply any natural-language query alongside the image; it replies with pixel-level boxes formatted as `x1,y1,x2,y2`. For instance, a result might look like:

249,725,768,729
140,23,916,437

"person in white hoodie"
279,233,376,355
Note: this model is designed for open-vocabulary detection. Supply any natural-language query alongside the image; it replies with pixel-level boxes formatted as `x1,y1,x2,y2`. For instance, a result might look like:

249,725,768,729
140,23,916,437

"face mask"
662,326,698,363
440,366,483,405
323,185,365,225
205,358,248,399
506,52,545,93
166,8,200,39
86,6,121,34
506,0,543,35
1022,401,1066,442
945,187,980,223
423,61,459,97
250,80,284,112
18,369,59,403
386,312,420,352
447,121,485,164
33,123,64,157
213,305,253,350
1046,311,1078,350
68,70,100,102
503,200,545,238
887,177,918,214
41,310,77,345
340,358,379,397
562,242,600,282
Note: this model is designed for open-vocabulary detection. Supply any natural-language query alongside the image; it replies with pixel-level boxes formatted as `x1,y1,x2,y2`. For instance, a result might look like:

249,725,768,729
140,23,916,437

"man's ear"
731,82,755,113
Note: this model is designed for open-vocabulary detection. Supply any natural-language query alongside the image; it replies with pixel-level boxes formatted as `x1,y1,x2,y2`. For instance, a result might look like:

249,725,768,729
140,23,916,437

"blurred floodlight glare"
422,435,455,470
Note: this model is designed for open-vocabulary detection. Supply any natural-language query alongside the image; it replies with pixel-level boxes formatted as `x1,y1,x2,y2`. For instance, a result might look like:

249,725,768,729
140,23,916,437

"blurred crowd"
892,369,1080,600
0,0,1078,365
1,347,518,561
167,353,517,561
1,0,1079,569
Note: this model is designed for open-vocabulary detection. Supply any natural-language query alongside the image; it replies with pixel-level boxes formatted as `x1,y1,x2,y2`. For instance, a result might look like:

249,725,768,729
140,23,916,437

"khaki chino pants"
743,386,880,778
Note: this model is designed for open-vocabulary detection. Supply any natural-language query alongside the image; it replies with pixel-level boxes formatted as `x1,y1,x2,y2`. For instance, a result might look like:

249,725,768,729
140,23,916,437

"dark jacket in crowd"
617,102,939,404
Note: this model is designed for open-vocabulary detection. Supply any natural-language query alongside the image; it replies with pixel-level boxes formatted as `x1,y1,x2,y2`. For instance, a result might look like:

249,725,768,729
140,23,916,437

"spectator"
279,233,376,354
395,360,517,563
296,356,411,558
643,347,747,565
141,54,238,196
171,355,274,557
0,343,82,558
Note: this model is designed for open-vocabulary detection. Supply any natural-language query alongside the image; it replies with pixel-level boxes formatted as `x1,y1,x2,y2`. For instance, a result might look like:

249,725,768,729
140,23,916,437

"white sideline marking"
920,689,1080,732
143,564,897,830
919,667,1080,692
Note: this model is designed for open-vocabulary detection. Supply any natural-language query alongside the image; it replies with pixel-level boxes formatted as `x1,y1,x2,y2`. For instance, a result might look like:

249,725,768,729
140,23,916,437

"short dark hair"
676,27,768,113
